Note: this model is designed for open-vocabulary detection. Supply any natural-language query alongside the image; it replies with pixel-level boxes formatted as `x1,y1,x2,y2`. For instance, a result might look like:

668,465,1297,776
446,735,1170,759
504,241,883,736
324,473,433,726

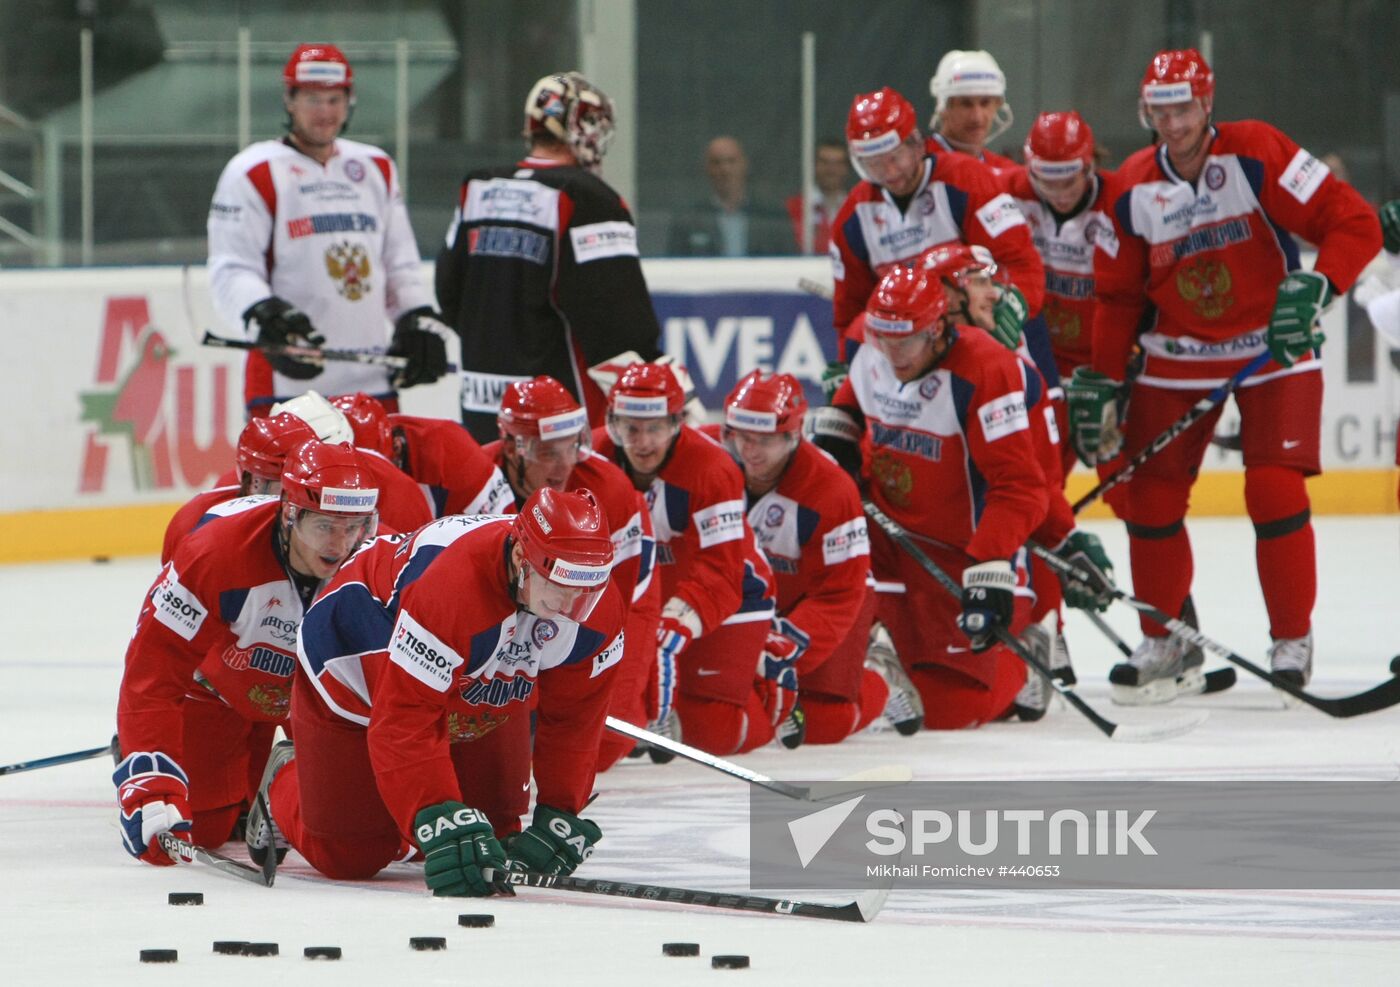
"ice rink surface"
3,515,1399,986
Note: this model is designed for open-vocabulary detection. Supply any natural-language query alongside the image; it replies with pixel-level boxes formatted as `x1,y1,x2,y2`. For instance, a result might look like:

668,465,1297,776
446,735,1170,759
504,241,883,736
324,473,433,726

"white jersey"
207,137,434,401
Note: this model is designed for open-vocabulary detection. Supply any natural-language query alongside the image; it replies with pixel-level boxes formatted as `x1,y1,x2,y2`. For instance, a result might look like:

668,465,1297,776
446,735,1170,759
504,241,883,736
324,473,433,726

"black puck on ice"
139,949,177,964
410,936,447,951
212,941,248,955
241,942,279,957
662,942,700,957
712,955,750,969
167,892,203,906
304,946,342,960
457,913,495,928
1391,655,1400,676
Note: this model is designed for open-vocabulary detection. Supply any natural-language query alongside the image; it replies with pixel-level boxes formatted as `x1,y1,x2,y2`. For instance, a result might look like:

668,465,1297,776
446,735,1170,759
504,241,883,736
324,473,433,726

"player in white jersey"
208,43,452,414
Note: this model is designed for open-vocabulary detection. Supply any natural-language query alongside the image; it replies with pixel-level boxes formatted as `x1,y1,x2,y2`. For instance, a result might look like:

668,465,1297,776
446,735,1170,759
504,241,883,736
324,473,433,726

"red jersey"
1092,121,1381,388
593,424,774,635
927,133,1019,175
160,485,240,564
298,515,626,835
390,413,513,518
831,325,1048,561
1002,166,1117,375
831,152,1045,338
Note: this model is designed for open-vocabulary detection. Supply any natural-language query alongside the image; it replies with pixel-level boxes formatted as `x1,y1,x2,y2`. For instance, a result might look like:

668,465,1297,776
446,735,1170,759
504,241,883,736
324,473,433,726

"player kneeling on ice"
919,243,1114,719
703,371,903,746
593,363,785,757
258,488,622,894
114,440,380,865
482,377,659,773
813,265,1076,729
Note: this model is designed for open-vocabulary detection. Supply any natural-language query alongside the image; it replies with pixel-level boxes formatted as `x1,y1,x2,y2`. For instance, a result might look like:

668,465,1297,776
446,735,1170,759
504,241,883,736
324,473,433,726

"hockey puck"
167,892,203,906
712,954,750,969
240,942,279,957
1391,655,1400,676
304,946,342,960
139,949,177,964
457,913,495,928
662,942,700,957
212,941,248,955
409,936,447,951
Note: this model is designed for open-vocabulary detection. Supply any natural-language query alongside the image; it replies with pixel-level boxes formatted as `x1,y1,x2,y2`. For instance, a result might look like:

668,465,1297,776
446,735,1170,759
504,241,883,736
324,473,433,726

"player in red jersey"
593,363,789,756
1070,48,1381,701
481,376,659,771
113,440,379,866
714,371,904,745
260,489,622,893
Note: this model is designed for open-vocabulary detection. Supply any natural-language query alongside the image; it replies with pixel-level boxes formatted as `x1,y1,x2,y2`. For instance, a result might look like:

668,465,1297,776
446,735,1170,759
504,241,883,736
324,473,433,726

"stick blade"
855,883,892,922
1109,709,1209,743
802,764,913,803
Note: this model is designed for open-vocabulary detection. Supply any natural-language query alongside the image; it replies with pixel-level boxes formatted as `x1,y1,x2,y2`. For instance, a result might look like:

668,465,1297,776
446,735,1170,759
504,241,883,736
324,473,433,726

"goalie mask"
524,71,616,170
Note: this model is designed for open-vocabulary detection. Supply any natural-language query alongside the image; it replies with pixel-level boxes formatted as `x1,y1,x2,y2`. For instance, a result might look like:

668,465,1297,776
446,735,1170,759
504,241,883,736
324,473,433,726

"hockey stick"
797,277,833,301
862,500,1206,742
0,736,118,777
1081,609,1237,694
1029,543,1400,717
605,716,911,802
201,331,459,373
482,868,890,924
1072,351,1270,514
156,831,275,887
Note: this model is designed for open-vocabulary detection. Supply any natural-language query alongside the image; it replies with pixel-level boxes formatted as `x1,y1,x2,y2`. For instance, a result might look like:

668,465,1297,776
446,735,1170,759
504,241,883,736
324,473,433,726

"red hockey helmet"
524,71,615,169
330,392,393,457
608,362,686,419
846,87,918,158
280,439,379,517
512,487,614,622
498,376,589,442
283,43,353,92
1024,111,1095,181
236,413,317,491
723,370,807,434
865,265,950,337
1140,48,1213,107
918,242,1000,286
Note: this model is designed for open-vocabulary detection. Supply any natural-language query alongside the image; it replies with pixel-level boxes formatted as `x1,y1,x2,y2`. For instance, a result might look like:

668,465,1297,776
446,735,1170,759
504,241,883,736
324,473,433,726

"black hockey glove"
243,297,324,380
388,306,452,388
957,561,1016,652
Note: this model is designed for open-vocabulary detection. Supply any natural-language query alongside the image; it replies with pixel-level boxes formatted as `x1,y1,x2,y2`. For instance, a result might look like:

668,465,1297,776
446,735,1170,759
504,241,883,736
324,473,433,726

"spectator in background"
669,136,792,257
785,139,853,254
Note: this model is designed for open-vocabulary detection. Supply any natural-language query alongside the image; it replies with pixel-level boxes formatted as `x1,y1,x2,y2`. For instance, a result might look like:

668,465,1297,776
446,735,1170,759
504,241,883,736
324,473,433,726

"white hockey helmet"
269,390,354,446
929,49,1013,144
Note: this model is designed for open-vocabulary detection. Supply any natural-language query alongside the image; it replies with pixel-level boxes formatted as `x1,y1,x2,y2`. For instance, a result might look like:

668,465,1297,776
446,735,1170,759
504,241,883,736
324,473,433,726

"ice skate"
246,739,293,867
866,623,923,736
1269,632,1313,690
1012,622,1053,721
1109,634,1205,705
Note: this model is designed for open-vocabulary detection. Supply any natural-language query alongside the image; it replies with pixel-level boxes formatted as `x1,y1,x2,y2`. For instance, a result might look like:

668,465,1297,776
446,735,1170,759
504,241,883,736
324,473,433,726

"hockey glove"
757,628,802,693
808,406,864,481
820,360,850,402
957,560,1016,652
654,599,700,727
113,751,192,866
1266,271,1331,368
389,306,452,388
505,804,602,877
1053,530,1116,612
989,284,1028,350
1065,367,1124,467
1380,198,1400,255
414,801,508,897
243,296,324,380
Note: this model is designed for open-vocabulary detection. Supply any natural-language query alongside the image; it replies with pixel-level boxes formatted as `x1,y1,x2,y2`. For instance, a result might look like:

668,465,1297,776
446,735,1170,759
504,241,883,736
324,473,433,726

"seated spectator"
786,138,853,254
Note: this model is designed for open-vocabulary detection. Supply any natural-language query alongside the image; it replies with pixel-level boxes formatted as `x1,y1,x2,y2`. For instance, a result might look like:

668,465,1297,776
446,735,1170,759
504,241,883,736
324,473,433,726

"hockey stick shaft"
0,742,114,776
156,831,274,887
797,277,833,301
1072,351,1270,514
1029,543,1400,717
482,868,882,923
201,331,459,372
863,501,1204,741
605,716,811,800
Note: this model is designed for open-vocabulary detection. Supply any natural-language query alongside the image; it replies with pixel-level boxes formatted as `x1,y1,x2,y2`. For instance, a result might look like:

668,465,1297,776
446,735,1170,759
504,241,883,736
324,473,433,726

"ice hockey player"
711,370,910,744
1353,198,1400,511
593,363,788,755
482,376,659,771
926,49,1019,172
436,71,662,441
812,264,1056,728
1071,48,1380,700
259,488,622,894
113,440,380,865
330,392,513,519
208,43,450,415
